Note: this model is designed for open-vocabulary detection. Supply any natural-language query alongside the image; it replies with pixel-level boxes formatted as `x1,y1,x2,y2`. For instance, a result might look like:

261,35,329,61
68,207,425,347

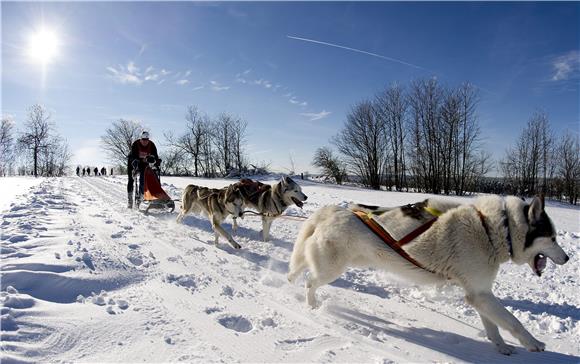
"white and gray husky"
288,195,569,354
235,176,308,241
177,184,244,249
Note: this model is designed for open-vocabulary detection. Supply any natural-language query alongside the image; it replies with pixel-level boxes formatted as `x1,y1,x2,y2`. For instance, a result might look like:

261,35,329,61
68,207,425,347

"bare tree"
1,117,15,176
16,105,54,177
333,100,388,189
159,147,186,176
556,132,580,204
39,135,72,176
200,120,217,177
374,83,408,191
501,111,552,196
214,113,233,175
454,82,481,195
231,118,248,174
407,78,444,193
101,119,143,168
185,106,205,177
312,146,347,184
165,107,207,177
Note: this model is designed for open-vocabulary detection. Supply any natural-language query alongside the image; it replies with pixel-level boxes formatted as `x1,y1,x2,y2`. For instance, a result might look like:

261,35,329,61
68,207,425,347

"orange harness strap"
352,210,437,271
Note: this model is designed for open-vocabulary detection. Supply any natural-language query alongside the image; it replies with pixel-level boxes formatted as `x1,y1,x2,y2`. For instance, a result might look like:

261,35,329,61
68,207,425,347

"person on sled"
127,130,160,208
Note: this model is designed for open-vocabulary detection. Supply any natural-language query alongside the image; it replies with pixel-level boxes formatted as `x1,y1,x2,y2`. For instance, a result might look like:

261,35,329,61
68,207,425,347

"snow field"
1,175,578,363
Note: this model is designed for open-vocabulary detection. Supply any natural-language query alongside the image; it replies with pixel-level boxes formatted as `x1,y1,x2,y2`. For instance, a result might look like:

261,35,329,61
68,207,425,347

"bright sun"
27,28,59,65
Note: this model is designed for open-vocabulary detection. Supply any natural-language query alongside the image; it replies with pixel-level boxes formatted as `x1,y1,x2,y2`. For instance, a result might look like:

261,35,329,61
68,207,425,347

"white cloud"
552,50,580,81
289,97,299,104
210,80,230,91
300,110,331,121
127,61,139,74
192,85,204,91
106,66,118,75
235,72,248,84
120,74,143,85
145,74,159,81
107,62,195,87
138,44,147,57
107,62,143,85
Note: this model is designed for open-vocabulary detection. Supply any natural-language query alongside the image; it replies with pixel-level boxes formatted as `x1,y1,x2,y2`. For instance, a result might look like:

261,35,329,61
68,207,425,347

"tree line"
1,104,71,177
101,105,252,178
314,78,579,204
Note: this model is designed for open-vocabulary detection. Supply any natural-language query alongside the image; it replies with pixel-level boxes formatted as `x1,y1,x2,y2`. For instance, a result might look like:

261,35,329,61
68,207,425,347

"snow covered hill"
1,176,579,363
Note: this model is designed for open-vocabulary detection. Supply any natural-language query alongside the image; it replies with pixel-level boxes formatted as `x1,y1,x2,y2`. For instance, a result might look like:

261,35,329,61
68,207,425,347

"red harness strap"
352,210,437,271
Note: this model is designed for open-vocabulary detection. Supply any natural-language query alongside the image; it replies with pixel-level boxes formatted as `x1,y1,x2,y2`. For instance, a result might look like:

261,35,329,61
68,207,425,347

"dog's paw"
524,338,545,352
495,343,516,355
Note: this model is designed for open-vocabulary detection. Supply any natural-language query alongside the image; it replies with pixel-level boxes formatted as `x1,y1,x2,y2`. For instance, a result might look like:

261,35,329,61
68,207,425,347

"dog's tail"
177,184,198,222
288,217,317,283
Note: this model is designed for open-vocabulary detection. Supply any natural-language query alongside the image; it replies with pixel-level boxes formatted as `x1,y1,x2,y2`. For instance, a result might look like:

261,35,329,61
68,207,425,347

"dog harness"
352,207,443,271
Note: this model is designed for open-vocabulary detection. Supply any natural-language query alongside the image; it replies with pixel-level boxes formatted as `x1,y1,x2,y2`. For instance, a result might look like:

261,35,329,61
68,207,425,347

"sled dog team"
176,178,569,355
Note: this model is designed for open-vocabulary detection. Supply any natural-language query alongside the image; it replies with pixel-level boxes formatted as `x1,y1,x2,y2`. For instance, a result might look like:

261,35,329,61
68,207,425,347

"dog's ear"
528,196,544,223
283,176,292,185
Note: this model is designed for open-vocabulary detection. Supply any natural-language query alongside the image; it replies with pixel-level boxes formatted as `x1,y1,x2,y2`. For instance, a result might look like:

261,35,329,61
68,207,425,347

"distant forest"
2,79,578,205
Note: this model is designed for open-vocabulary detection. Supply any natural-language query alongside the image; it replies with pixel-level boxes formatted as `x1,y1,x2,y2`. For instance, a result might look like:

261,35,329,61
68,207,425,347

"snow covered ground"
1,175,579,363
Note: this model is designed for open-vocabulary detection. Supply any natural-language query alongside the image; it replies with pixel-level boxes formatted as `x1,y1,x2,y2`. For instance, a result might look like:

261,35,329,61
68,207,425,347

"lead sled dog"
288,195,569,354
177,184,244,249
235,176,308,241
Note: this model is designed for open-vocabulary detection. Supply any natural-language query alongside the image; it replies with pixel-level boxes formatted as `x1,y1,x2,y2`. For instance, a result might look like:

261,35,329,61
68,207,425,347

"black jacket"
128,140,159,167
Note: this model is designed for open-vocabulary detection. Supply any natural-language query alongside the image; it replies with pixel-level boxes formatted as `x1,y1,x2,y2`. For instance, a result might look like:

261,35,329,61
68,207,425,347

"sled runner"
133,156,175,214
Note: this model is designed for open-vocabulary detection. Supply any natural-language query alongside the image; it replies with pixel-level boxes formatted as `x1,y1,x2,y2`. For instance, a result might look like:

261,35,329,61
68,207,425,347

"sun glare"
27,28,59,65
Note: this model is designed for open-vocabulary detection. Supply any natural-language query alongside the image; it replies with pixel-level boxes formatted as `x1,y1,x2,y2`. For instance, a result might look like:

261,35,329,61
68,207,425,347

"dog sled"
133,156,175,214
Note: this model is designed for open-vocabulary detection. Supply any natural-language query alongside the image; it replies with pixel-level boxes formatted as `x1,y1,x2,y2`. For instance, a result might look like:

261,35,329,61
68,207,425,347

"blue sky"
2,2,579,174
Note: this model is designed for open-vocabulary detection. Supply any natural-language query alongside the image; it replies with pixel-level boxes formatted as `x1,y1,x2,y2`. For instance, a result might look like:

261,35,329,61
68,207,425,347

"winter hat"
141,130,150,139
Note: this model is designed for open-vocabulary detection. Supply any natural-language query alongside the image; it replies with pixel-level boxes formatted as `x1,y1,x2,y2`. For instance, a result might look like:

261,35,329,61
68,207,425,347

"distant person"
127,130,160,208
110,167,114,176
82,167,86,177
101,167,106,176
93,167,98,176
86,168,90,176
76,166,80,176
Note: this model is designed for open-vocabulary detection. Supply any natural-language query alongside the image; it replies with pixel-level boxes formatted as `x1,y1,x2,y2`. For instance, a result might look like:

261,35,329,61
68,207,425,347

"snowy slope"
1,176,579,363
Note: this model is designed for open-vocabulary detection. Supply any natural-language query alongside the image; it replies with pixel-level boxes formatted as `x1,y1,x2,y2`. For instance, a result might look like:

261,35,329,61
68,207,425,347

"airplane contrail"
287,35,427,71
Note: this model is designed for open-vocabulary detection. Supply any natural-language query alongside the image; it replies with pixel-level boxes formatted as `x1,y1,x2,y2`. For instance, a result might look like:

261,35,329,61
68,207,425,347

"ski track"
1,176,579,363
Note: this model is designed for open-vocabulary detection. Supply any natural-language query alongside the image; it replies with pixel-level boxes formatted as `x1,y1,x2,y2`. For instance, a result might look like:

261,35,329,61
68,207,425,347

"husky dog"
288,196,569,354
177,184,244,249
235,176,308,241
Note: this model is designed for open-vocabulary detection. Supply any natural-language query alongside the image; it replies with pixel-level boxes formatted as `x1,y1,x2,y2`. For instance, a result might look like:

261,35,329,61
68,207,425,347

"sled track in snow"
78,177,129,207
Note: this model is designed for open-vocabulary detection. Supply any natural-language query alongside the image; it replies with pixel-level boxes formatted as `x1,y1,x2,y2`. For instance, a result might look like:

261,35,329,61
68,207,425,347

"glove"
155,158,162,167
146,155,157,165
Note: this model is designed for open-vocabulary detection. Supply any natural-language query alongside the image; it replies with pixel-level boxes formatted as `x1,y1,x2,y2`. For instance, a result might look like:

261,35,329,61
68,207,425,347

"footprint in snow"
217,315,253,333
111,231,125,239
204,307,223,314
7,235,29,243
126,251,144,266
